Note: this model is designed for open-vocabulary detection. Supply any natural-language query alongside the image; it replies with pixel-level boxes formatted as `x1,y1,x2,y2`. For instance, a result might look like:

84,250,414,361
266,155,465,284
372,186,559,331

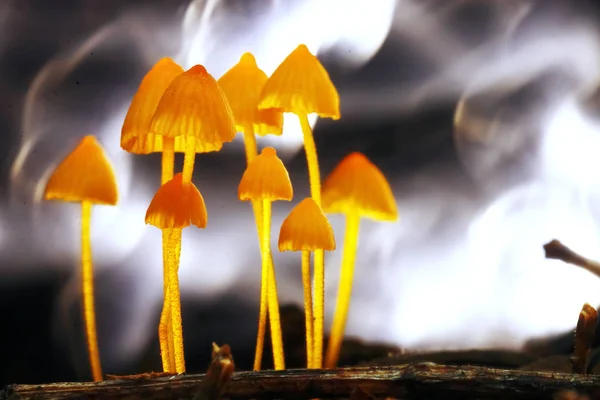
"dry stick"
543,239,600,278
7,364,600,400
543,239,600,374
191,343,235,400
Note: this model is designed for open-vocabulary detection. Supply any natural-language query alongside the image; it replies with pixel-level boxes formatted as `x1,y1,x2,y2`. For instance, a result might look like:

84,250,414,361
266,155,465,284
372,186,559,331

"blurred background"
3,0,600,386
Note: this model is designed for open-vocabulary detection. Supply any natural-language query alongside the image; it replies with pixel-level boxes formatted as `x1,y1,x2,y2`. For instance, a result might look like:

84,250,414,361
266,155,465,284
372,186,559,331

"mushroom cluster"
44,44,398,381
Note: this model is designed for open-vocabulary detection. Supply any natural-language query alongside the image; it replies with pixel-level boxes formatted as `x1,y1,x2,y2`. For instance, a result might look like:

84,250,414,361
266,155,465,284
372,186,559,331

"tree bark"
3,363,600,400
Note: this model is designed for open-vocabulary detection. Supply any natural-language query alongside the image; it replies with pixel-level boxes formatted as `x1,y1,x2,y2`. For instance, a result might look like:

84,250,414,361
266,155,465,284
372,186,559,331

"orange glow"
121,58,184,154
150,65,237,154
218,53,283,136
145,173,208,229
238,147,293,202
44,135,118,205
278,198,336,252
322,152,398,221
258,44,340,120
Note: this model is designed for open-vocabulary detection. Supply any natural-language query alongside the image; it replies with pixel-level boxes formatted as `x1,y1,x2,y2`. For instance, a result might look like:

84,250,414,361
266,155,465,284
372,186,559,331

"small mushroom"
218,52,283,162
238,147,293,370
145,172,208,373
44,135,119,382
121,57,184,181
258,43,340,368
278,198,336,368
321,152,397,368
150,64,236,185
218,52,284,371
121,56,184,372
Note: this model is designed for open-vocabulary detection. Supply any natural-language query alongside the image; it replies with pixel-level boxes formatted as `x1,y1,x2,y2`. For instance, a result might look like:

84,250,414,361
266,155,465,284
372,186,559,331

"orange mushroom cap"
150,65,237,153
145,173,207,229
258,44,340,120
321,152,397,221
278,198,335,252
121,57,185,154
218,53,283,136
44,135,118,205
238,147,293,201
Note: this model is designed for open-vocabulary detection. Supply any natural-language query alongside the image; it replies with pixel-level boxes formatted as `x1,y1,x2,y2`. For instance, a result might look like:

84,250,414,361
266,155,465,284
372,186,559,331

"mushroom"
321,152,398,368
145,172,208,373
121,56,184,372
217,52,283,162
278,198,336,368
43,135,118,382
238,147,293,370
121,57,184,181
150,64,236,185
258,43,340,368
148,64,236,373
217,52,284,371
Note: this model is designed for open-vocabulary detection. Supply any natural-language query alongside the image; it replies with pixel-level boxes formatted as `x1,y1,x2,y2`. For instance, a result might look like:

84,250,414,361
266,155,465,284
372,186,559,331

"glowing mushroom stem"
161,138,196,374
182,139,197,184
161,138,175,183
253,245,268,371
298,114,321,205
166,227,185,373
242,127,259,164
301,250,315,368
298,114,326,368
262,199,285,370
325,212,361,368
159,137,176,372
242,123,269,371
313,248,325,368
158,264,174,372
81,199,103,382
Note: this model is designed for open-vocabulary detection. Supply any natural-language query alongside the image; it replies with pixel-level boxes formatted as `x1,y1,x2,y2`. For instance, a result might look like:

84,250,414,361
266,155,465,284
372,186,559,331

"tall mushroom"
321,152,398,368
258,43,340,368
217,52,284,371
145,173,208,373
121,56,184,372
238,147,293,370
43,135,118,382
149,64,236,373
278,198,336,368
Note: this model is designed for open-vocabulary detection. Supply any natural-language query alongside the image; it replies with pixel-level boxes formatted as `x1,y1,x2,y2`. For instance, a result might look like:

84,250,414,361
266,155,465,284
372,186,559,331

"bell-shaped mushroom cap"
278,198,335,252
150,65,237,154
258,44,340,120
238,147,293,202
44,135,118,205
218,53,283,136
145,173,207,229
121,58,184,154
322,152,397,221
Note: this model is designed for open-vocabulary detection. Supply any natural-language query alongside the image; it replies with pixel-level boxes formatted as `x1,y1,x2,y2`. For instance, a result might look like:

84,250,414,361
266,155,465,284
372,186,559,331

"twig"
192,343,235,400
5,363,600,399
543,240,600,278
572,303,598,374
